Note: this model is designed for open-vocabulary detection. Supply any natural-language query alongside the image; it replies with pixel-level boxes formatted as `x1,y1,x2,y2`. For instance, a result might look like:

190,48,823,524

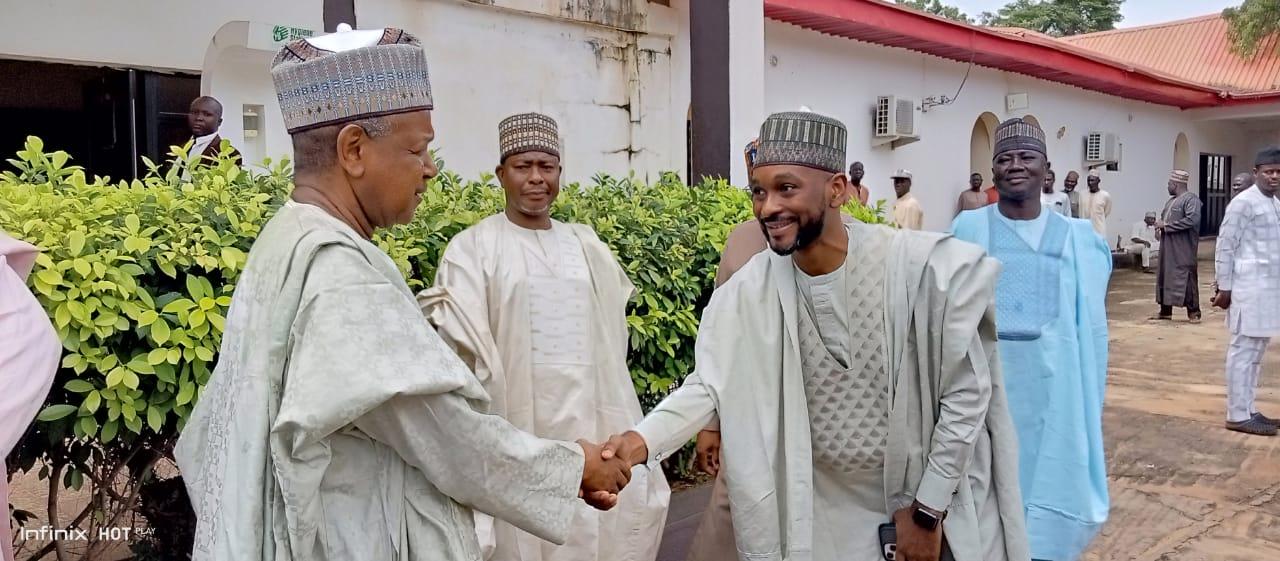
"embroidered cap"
993,117,1046,157
498,113,561,161
754,111,847,174
271,26,433,133
890,169,913,180
1170,170,1190,183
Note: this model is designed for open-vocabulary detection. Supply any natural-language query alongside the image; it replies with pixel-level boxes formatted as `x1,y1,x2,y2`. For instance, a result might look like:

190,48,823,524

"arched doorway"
1174,132,1191,173
1022,114,1041,130
969,112,1000,186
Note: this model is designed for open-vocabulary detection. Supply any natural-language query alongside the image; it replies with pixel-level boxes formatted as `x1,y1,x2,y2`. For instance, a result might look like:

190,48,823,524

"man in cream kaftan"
604,112,1028,561
421,113,669,561
175,31,627,561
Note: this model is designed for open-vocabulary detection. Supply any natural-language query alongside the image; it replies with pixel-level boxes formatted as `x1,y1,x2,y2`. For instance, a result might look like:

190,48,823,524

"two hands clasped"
579,430,948,561
575,432,649,511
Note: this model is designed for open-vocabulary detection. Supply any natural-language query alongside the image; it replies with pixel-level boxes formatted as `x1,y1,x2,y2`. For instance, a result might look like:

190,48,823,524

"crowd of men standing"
5,21,1280,561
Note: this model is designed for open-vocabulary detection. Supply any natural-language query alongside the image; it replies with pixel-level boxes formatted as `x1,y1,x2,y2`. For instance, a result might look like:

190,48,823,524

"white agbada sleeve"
279,244,586,545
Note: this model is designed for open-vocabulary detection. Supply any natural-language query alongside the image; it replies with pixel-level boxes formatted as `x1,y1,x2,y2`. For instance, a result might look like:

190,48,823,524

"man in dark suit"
187,96,240,165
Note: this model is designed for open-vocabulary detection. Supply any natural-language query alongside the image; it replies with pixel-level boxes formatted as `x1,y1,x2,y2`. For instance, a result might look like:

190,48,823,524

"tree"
896,0,973,24
1224,0,1280,58
980,0,1124,36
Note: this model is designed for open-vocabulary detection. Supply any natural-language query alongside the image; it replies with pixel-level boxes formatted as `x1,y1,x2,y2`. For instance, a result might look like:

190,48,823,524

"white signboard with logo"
247,22,317,52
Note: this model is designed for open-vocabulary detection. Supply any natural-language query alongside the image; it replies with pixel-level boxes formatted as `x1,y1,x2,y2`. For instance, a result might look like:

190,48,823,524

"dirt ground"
1084,243,1280,561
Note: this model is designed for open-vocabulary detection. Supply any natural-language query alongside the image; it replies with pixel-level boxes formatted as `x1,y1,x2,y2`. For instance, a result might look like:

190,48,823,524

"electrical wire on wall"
922,35,976,112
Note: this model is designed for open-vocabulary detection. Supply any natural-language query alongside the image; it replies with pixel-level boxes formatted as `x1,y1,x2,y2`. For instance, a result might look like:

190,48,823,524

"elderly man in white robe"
1214,146,1280,436
598,111,1029,561
174,27,632,561
420,113,670,561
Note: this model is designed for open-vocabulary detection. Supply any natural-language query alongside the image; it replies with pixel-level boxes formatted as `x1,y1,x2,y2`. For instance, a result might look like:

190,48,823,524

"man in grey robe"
174,26,630,561
1232,172,1254,199
599,111,1029,561
1154,170,1203,323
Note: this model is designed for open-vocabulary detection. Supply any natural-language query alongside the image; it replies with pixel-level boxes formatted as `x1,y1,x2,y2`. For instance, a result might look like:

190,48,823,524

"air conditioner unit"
872,96,920,149
1085,132,1121,163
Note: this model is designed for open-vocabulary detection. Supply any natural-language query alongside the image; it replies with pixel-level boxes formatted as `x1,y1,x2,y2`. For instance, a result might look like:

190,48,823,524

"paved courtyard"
659,242,1280,561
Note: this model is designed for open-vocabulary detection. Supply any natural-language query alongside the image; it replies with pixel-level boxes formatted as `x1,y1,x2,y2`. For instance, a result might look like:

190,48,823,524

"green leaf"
186,275,207,300
220,247,246,268
67,231,86,257
37,268,63,287
208,313,226,332
147,407,164,432
147,348,169,365
36,404,77,422
151,319,171,344
105,368,125,388
155,362,177,384
100,420,119,443
162,299,193,314
195,347,214,361
176,383,195,406
125,214,141,233
167,348,182,364
215,296,232,306
128,357,155,374
139,310,159,326
189,309,206,328
64,379,95,393
124,415,143,434
72,258,91,278
79,415,98,437
199,297,216,311
83,390,101,414
123,371,140,390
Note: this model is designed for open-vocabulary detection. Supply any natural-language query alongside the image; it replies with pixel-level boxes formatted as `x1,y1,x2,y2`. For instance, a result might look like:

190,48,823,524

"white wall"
0,0,322,72
356,0,682,184
763,19,1247,240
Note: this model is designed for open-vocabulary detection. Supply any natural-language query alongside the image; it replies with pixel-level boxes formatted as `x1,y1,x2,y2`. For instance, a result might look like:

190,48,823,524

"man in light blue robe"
952,118,1111,561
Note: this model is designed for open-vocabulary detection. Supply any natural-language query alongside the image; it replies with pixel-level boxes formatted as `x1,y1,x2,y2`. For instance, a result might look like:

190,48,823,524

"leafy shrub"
2,137,886,556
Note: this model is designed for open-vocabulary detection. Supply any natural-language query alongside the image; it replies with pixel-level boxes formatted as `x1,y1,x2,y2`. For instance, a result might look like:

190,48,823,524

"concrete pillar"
690,0,763,186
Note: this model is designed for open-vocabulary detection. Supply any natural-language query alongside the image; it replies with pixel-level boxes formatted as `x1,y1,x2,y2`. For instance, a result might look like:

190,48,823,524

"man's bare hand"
600,431,649,468
577,440,631,511
1214,290,1233,310
695,430,721,476
892,504,944,561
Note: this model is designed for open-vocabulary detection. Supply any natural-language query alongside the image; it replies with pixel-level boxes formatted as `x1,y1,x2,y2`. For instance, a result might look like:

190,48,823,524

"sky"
949,0,1241,28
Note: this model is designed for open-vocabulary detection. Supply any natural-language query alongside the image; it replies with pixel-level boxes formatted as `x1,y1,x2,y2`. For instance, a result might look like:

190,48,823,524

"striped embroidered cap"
754,111,847,174
993,117,1047,157
271,27,433,133
498,113,561,161
1170,169,1191,183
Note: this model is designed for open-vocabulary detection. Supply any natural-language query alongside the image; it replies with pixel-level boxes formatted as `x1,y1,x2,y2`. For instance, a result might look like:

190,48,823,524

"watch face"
912,507,941,530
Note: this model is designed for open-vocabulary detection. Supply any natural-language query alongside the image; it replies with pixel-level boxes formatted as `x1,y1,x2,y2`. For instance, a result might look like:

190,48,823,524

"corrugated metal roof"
1062,14,1280,93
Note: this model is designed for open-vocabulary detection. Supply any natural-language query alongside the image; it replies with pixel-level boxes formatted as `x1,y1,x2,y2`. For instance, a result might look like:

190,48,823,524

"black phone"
877,523,956,561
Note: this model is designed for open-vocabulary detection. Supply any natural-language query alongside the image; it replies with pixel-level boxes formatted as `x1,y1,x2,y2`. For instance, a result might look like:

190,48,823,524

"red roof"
1062,14,1280,94
762,0,1280,108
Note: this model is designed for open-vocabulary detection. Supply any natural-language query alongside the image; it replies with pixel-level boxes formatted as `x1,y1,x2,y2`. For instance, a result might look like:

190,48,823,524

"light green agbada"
635,222,1030,561
175,202,585,561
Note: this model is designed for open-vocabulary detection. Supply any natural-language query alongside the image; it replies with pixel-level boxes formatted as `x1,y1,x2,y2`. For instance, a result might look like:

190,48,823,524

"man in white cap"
598,111,1028,561
1125,212,1160,273
174,27,632,561
421,113,670,561
1083,169,1112,237
0,233,60,561
1154,170,1203,322
891,169,924,230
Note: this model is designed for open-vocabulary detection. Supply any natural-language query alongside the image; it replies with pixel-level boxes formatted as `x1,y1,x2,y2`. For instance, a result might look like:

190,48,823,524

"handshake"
575,431,650,511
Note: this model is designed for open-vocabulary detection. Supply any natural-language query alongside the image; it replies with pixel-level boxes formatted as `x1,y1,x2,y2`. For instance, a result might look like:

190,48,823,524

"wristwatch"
911,502,945,531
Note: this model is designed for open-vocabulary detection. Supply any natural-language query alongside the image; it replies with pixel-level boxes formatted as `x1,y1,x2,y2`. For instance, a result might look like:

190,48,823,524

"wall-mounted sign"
247,22,317,52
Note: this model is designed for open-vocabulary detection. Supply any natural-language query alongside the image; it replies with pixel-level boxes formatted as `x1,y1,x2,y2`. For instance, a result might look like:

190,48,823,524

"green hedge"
2,137,887,485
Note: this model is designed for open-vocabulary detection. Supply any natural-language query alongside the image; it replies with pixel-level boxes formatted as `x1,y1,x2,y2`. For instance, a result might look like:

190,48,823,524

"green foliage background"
1,137,886,489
